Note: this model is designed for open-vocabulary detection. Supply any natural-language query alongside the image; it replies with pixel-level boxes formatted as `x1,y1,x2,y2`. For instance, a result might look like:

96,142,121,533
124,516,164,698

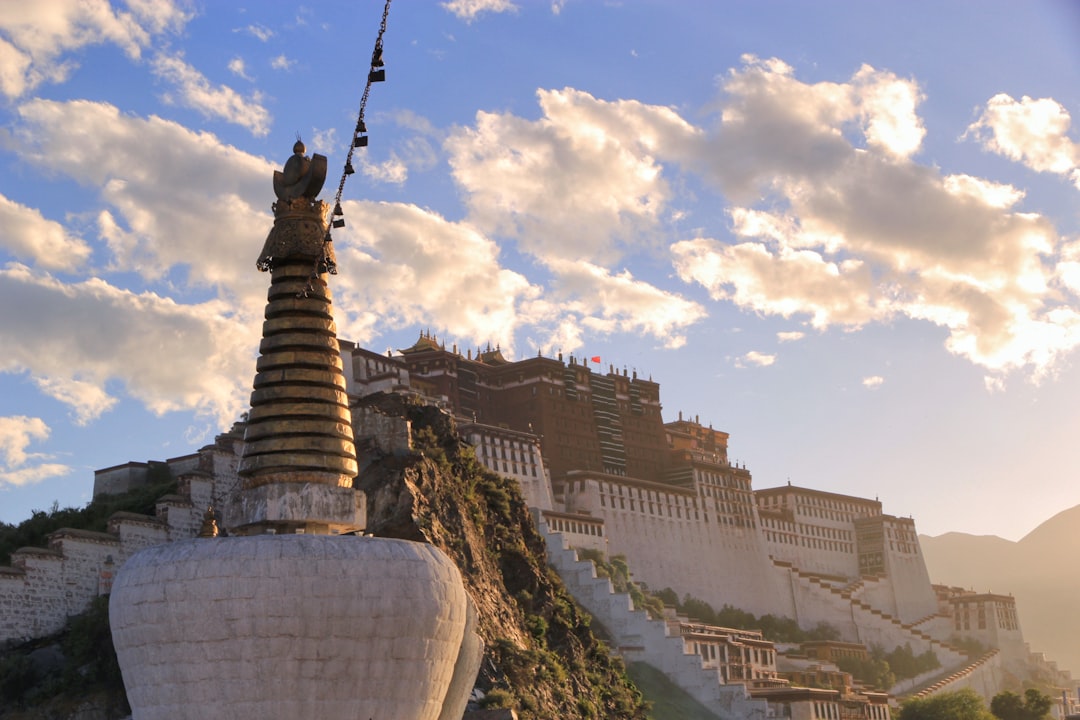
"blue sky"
1,0,1079,543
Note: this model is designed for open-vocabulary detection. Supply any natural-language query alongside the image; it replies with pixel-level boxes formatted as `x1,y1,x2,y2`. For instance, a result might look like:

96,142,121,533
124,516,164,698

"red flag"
591,356,601,364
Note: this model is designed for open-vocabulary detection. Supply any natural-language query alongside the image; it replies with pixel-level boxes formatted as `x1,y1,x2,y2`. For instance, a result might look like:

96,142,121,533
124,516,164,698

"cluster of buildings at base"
2,332,1075,718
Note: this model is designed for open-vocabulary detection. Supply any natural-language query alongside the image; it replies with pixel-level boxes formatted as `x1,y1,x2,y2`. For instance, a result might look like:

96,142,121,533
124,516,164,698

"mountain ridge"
920,503,1080,679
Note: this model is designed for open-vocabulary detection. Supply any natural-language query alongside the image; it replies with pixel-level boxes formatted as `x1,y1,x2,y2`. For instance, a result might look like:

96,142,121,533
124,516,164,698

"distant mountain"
920,504,1080,679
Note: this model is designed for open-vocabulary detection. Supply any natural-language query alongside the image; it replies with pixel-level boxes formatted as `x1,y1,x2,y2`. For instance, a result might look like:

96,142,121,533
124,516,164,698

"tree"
897,689,995,720
991,689,1054,720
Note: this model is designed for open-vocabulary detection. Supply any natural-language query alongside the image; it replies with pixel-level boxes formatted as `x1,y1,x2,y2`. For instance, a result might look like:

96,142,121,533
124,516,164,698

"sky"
1,0,1079,543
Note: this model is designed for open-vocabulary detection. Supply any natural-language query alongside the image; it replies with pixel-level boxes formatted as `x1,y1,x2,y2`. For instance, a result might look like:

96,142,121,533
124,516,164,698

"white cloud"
227,57,251,80
242,23,274,42
447,87,700,265
329,201,541,353
32,377,118,425
967,93,1080,188
0,0,190,98
270,54,295,71
541,258,705,350
1,99,285,426
737,351,775,368
862,375,884,389
0,193,91,271
361,154,409,184
0,463,72,488
0,416,71,489
0,415,49,467
442,0,518,22
777,331,804,342
152,53,271,136
0,263,255,426
11,98,274,303
671,57,1080,379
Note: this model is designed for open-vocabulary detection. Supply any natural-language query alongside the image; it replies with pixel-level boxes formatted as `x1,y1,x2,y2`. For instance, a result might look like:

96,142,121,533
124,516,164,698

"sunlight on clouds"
943,174,1025,209
672,239,881,329
448,88,699,265
0,416,71,488
0,0,190,98
270,55,295,71
442,0,518,22
11,98,274,309
32,377,118,426
967,94,1080,187
851,64,925,159
674,57,1080,380
777,331,805,342
361,154,409,184
242,23,274,42
862,375,884,389
0,463,72,488
152,53,271,136
227,57,251,81
330,201,540,353
0,263,255,427
0,416,50,467
0,193,91,271
736,351,775,368
543,258,706,349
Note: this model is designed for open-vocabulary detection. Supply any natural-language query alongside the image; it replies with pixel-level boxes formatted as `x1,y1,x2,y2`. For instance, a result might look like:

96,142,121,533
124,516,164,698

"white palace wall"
563,474,793,618
879,520,938,623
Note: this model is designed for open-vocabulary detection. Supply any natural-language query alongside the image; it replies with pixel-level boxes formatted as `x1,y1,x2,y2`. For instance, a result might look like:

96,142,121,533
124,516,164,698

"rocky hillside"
920,504,1080,677
357,392,649,719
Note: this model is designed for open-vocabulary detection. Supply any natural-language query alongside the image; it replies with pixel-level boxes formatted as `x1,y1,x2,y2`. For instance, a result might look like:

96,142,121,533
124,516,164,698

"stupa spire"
235,141,363,535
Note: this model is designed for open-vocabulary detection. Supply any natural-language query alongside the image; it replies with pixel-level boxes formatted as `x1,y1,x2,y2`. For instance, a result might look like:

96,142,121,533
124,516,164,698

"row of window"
546,516,604,537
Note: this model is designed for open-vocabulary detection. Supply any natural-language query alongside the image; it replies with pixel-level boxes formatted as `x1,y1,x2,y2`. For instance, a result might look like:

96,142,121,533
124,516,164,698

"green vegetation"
990,689,1053,720
950,635,990,657
834,644,939,690
626,661,724,720
651,588,839,643
577,549,665,619
0,595,128,716
897,689,996,720
0,472,176,565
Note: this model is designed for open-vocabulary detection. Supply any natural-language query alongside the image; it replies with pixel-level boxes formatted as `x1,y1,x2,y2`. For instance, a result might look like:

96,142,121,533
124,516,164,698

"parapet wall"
0,476,216,648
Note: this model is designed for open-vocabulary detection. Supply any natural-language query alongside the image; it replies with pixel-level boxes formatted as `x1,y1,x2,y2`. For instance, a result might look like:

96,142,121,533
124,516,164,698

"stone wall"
564,475,792,617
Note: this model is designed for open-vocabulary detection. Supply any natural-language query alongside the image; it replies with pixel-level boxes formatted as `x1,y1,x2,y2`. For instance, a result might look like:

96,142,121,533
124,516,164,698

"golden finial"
198,506,219,538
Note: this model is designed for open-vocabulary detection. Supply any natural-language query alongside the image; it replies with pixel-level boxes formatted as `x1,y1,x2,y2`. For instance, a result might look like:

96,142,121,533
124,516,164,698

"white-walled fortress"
1,337,1075,713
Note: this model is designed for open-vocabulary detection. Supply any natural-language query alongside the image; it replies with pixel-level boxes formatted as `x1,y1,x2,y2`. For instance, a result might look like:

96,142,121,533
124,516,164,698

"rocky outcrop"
357,394,648,720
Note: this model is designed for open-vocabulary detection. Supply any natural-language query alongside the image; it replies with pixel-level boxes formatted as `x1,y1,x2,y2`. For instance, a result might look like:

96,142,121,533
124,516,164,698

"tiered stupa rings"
235,142,362,534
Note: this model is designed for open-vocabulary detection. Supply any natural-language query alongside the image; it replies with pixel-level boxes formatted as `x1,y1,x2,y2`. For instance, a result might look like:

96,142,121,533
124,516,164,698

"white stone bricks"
110,535,478,720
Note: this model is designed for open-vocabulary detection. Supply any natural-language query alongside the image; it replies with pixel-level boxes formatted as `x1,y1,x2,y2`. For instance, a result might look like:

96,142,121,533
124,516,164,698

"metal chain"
306,0,393,288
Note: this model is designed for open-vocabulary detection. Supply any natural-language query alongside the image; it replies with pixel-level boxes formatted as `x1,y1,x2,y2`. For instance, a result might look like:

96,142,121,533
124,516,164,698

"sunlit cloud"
967,94,1080,188
0,193,91,271
0,0,190,98
862,375,884,389
241,23,274,42
227,57,251,81
671,56,1080,380
777,331,805,342
0,415,71,489
152,52,271,136
271,54,295,71
442,0,519,22
447,87,699,265
737,351,776,368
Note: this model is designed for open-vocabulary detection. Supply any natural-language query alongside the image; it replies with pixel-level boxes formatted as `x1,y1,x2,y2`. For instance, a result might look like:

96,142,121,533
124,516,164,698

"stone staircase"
778,560,966,665
539,519,769,720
